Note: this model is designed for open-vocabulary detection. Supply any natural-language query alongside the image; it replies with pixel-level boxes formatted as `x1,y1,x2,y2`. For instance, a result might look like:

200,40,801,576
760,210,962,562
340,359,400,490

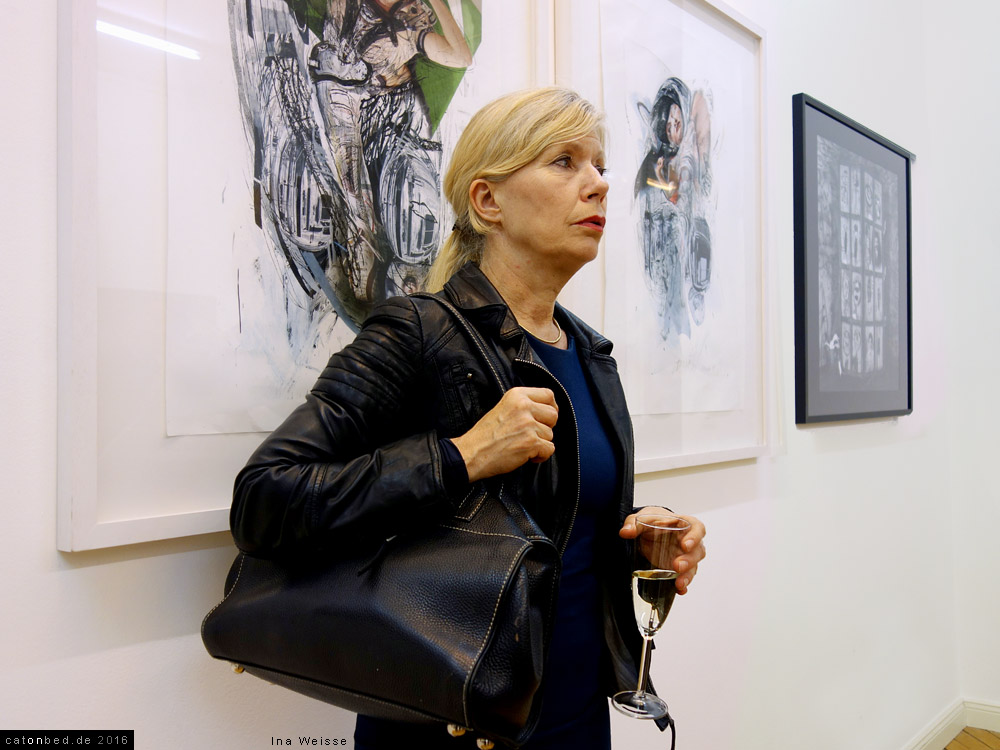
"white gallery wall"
0,1,997,749
933,0,1000,714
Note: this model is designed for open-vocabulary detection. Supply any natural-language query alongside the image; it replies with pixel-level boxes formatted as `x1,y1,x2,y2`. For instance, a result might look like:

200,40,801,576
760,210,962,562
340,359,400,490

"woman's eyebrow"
545,140,606,161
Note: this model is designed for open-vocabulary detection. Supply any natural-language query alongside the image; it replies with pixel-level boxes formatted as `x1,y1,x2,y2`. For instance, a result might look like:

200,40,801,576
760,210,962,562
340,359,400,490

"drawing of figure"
865,325,874,373
839,165,850,213
875,276,883,321
864,223,873,271
851,218,861,267
865,274,873,322
872,227,883,273
634,77,714,339
841,321,852,374
851,167,861,215
228,0,479,345
841,270,851,319
853,324,862,374
840,215,850,265
874,179,883,226
863,172,873,220
852,271,863,320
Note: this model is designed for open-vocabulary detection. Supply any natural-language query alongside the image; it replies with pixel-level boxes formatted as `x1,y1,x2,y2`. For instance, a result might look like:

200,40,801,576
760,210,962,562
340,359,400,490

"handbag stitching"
435,525,528,543
200,552,246,640
453,486,488,522
454,478,506,522
460,542,532,728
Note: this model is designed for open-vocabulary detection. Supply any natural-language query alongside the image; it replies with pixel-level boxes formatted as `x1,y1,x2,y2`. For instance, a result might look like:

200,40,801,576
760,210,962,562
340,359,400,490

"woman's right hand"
450,387,559,483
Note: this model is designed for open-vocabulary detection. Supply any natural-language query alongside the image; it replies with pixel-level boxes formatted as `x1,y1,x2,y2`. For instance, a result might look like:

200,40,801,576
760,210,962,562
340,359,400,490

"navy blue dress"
355,333,619,749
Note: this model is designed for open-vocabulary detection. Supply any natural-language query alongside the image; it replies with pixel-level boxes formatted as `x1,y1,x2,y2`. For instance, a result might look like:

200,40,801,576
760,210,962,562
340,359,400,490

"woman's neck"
479,250,567,346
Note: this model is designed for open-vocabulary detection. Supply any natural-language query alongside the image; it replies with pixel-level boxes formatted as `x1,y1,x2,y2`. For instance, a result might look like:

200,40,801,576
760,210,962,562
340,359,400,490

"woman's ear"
469,178,502,228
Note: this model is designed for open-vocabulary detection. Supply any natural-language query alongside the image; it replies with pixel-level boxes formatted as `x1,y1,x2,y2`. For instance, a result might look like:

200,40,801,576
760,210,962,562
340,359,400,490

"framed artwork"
598,0,767,472
56,0,544,550
792,93,914,423
165,0,496,437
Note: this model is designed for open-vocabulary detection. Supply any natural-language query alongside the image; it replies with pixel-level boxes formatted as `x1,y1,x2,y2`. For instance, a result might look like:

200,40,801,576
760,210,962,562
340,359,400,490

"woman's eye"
553,155,572,167
595,164,607,176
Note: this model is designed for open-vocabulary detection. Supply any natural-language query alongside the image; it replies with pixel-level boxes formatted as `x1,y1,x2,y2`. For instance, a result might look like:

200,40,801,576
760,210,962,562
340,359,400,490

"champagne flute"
612,513,690,720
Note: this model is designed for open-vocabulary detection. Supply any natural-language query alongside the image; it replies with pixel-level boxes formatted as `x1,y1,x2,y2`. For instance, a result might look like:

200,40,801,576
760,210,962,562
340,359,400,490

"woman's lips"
576,216,606,231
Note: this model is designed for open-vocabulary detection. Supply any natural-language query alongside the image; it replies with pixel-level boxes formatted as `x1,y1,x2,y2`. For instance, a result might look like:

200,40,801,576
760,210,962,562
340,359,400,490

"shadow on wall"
35,533,239,668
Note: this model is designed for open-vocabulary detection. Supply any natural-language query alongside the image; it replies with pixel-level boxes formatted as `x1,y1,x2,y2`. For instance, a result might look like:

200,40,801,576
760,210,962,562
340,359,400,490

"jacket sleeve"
230,296,451,556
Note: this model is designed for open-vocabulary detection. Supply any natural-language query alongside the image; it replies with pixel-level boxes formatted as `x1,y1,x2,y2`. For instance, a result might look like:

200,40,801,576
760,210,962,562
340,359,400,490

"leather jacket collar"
442,261,614,358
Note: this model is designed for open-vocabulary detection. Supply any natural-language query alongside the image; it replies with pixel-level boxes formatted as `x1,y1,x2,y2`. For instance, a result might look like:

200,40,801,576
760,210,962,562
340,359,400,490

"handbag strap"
410,292,512,395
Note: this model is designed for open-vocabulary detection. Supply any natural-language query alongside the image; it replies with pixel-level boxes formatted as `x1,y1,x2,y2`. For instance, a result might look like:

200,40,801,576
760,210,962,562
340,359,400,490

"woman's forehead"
540,134,606,158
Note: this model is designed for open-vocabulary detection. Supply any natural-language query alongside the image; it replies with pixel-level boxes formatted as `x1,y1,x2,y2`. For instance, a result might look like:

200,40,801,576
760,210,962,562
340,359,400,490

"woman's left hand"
619,508,706,596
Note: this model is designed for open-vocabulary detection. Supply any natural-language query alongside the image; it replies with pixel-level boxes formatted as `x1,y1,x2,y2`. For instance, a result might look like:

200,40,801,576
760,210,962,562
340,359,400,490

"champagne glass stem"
635,635,653,694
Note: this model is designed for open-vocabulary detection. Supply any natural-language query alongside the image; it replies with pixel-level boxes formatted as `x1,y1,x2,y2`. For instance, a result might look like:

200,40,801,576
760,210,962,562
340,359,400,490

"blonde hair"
424,87,606,292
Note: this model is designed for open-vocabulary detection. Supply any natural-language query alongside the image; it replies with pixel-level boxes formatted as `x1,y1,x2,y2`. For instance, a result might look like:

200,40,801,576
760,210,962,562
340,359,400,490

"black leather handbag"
201,295,560,748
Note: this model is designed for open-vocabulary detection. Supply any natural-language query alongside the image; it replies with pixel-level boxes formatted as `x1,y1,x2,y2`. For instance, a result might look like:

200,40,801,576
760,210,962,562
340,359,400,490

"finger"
529,401,560,428
673,551,702,573
676,575,692,595
528,439,556,463
533,423,554,442
674,537,706,569
619,507,676,538
506,389,558,427
674,560,699,591
674,543,703,595
678,516,706,552
676,546,706,572
686,516,707,540
676,562,698,594
621,506,679,539
682,533,703,554
518,386,558,407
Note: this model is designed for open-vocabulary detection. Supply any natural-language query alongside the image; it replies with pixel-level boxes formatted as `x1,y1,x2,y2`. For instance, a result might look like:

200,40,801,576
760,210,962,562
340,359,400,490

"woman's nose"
585,166,610,200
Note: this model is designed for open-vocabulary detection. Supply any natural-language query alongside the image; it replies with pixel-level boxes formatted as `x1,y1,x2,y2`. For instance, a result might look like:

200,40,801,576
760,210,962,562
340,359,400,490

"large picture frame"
792,93,914,423
56,0,549,551
596,0,768,472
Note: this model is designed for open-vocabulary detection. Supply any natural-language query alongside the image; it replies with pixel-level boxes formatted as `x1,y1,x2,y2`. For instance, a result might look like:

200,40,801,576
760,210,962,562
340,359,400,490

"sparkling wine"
631,569,678,636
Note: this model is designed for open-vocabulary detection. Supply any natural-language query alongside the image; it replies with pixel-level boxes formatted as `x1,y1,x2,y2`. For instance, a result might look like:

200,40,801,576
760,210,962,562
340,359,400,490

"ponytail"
425,221,484,293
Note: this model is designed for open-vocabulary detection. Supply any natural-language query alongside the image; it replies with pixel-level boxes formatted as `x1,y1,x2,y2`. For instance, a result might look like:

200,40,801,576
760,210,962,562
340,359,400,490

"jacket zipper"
518,356,647,700
514,358,581,558
536,358,655,695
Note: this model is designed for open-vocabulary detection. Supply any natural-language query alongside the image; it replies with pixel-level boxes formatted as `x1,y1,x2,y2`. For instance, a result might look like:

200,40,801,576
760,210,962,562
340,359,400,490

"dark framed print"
793,93,913,423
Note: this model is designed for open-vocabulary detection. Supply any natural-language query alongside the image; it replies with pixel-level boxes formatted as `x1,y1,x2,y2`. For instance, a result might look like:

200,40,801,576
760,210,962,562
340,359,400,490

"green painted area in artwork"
414,0,483,133
279,0,482,134
284,0,328,39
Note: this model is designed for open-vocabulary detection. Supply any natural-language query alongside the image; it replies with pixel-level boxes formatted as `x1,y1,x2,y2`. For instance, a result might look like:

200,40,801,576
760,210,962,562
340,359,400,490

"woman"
231,87,707,749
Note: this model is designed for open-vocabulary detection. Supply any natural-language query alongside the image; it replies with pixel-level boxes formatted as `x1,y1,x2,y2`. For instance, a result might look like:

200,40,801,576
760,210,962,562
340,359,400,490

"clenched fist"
450,387,559,483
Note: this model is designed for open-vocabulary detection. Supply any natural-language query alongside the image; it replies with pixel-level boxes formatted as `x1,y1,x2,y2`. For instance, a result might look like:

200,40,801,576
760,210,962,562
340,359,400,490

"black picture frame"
793,94,914,424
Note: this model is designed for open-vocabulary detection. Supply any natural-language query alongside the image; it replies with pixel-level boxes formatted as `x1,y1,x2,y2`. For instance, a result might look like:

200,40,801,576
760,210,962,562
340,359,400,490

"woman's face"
382,0,433,28
485,134,609,273
666,103,684,146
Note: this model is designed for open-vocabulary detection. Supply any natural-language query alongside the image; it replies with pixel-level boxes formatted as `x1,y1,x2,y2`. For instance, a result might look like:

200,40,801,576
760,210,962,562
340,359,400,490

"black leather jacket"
231,261,647,700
